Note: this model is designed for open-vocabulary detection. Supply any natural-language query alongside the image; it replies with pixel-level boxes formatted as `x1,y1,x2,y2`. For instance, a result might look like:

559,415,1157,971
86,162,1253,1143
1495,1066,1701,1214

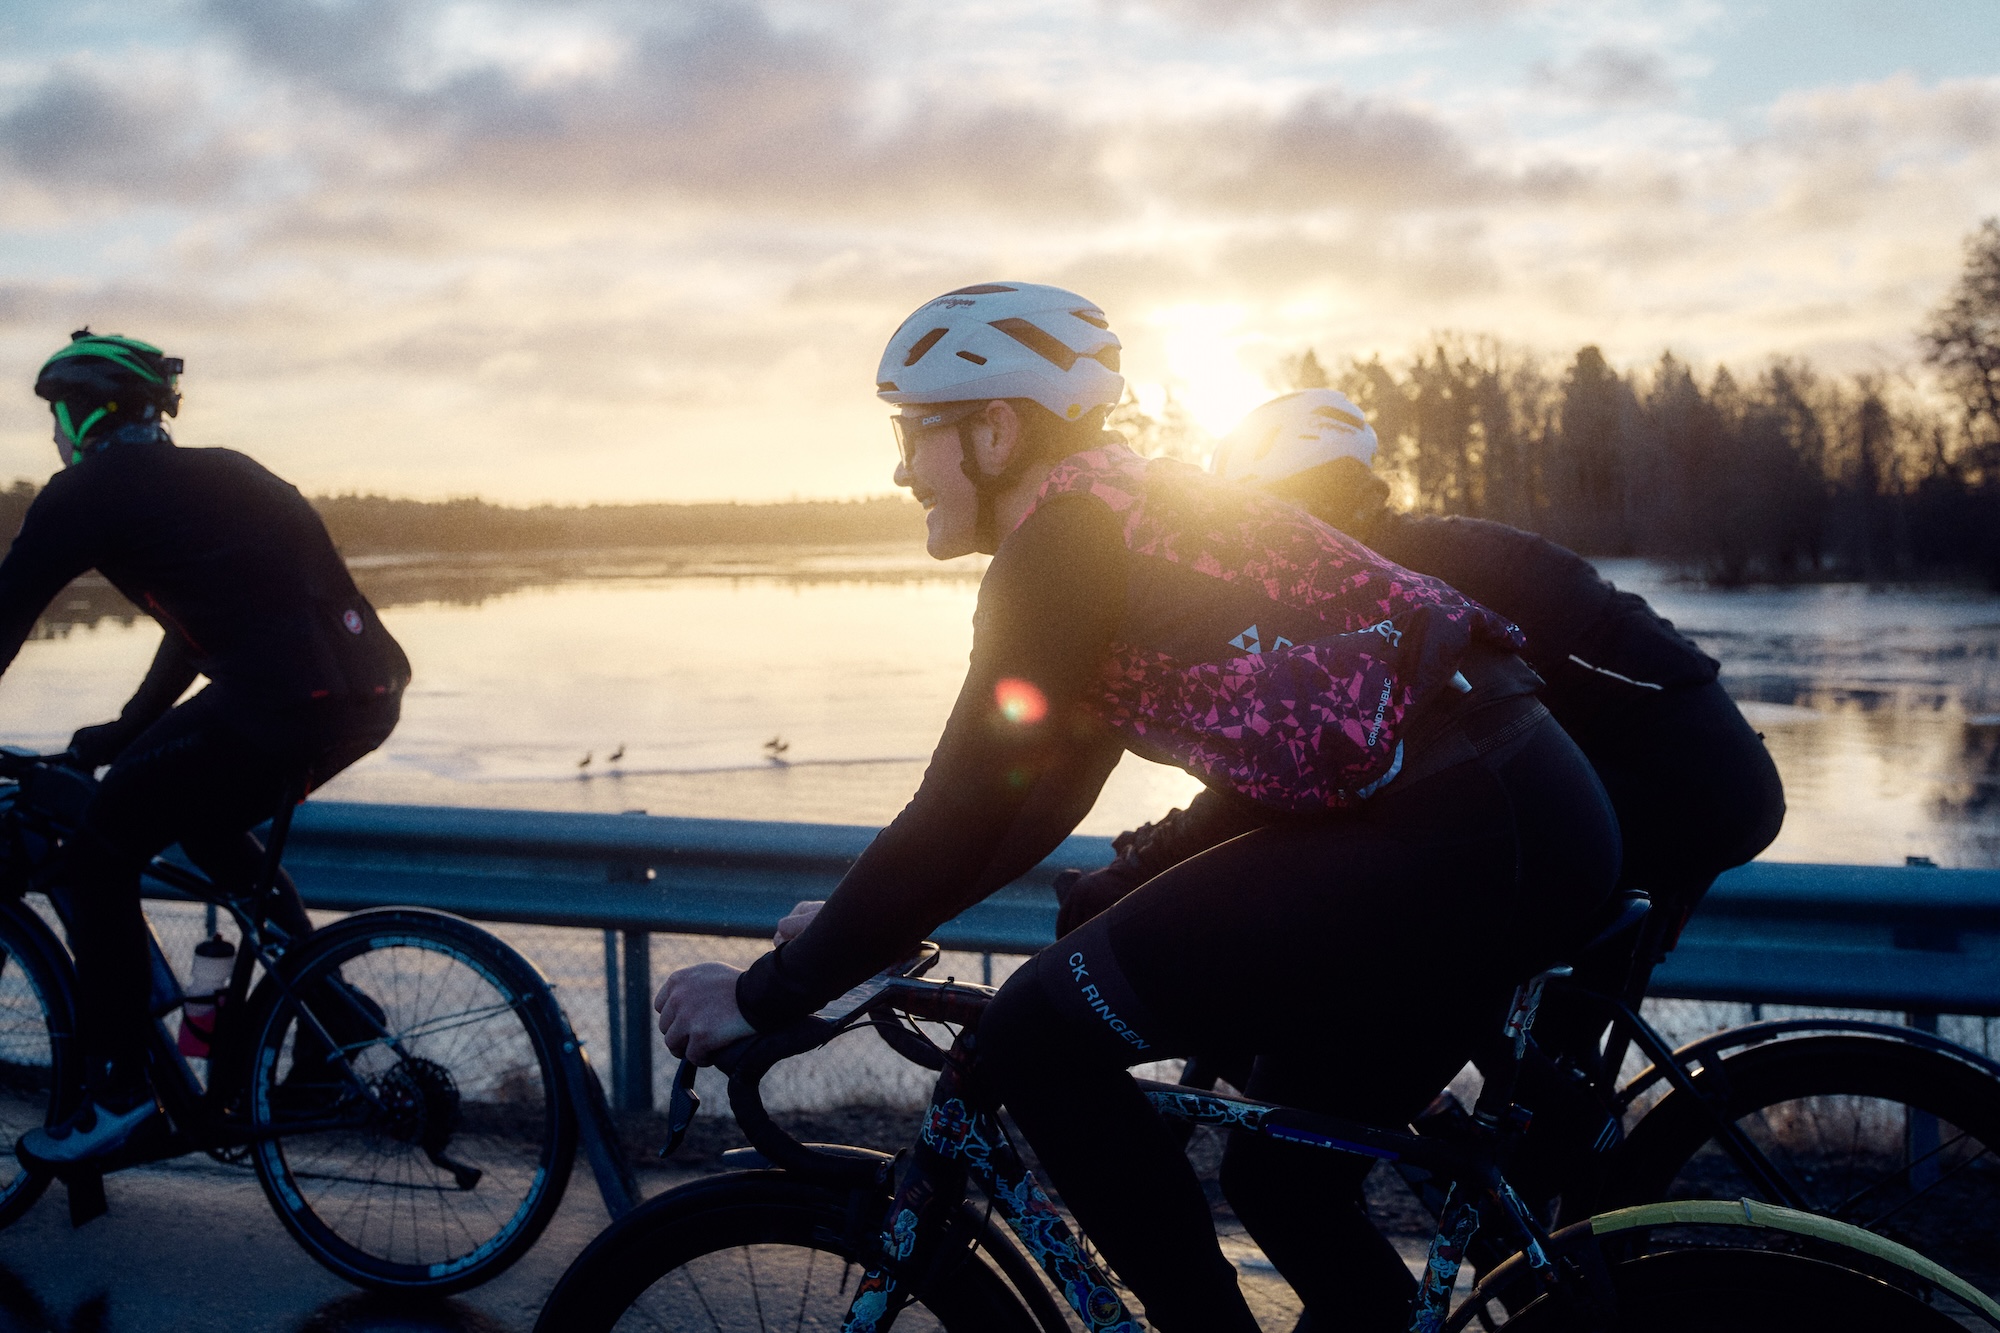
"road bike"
0,748,632,1294
534,911,2000,1331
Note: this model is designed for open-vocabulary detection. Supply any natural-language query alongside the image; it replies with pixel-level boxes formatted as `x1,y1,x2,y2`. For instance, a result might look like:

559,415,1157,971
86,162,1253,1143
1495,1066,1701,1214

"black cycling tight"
975,709,1619,1333
63,687,398,1095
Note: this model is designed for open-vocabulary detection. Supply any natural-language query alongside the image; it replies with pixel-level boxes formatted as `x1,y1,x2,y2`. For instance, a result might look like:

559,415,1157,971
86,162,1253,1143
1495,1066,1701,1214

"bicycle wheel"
245,909,575,1293
1604,1035,2000,1296
534,1172,1039,1333
0,904,69,1229
1492,1247,1967,1331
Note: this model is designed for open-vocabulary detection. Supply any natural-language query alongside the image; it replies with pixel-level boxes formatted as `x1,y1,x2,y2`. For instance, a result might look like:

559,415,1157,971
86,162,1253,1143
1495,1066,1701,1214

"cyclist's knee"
977,929,1170,1107
973,962,1066,1101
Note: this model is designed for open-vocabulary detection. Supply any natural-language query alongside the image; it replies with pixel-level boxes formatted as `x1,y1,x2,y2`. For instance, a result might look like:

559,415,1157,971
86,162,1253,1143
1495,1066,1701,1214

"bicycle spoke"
743,1246,768,1332
794,1247,815,1333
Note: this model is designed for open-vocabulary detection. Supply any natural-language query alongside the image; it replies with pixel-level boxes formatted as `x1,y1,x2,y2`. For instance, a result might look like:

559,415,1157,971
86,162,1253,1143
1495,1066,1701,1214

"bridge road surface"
0,1155,1429,1330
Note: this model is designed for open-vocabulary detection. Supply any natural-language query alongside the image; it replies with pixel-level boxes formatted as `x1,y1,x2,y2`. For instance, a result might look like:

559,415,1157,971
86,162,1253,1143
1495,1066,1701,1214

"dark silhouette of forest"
308,494,923,555
0,483,924,560
1262,219,2000,584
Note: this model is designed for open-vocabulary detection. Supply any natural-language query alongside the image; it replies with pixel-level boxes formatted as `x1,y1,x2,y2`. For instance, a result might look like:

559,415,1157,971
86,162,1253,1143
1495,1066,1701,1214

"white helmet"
1212,390,1378,487
876,282,1123,423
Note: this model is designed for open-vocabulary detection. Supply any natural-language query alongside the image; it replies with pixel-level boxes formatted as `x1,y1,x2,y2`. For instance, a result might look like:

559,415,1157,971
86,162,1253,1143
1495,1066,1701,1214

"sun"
1138,304,1279,441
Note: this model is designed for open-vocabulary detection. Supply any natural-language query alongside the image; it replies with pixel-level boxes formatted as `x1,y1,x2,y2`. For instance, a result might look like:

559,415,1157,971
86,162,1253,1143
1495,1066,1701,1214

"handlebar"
659,959,999,1188
0,748,84,781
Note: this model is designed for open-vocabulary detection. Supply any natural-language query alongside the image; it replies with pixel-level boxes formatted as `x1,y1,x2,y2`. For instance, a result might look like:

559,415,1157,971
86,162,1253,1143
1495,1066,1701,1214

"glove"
67,721,134,769
1053,856,1150,939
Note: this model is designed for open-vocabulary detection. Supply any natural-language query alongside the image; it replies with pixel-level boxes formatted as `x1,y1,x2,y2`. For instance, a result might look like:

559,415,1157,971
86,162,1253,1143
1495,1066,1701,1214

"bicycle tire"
1453,1199,2000,1332
1597,1034,2000,1297
0,901,72,1230
1493,1247,1965,1331
244,908,576,1294
534,1171,1040,1333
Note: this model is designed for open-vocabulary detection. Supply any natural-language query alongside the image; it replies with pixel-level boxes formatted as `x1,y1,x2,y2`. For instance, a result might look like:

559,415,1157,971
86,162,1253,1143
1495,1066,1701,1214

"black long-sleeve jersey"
0,441,410,734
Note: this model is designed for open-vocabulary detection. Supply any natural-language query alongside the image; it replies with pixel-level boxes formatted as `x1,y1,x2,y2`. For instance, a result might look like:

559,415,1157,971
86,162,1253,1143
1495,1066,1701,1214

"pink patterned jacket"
1021,445,1524,811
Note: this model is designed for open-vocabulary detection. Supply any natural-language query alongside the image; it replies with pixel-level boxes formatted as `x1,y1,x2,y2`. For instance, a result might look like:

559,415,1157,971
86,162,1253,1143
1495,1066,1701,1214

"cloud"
3,0,1562,235
1125,0,1533,25
1528,44,1677,107
3,1,1997,500
1136,93,1576,215
0,63,261,204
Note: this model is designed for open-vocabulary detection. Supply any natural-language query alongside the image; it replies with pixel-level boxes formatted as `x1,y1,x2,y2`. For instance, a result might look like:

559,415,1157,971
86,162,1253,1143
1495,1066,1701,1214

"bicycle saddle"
1578,889,1651,955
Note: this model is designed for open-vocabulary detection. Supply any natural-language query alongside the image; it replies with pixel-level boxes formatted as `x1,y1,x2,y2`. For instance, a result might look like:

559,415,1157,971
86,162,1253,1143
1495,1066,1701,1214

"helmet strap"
956,421,1000,551
55,401,113,465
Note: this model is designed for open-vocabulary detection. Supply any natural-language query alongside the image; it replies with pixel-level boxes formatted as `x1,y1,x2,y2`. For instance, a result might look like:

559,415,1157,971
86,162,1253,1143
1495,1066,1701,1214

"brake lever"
659,1059,702,1159
658,1035,759,1159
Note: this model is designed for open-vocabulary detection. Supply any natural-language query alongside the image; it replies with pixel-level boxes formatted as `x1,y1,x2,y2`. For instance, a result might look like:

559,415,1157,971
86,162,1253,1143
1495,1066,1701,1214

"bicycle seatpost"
252,777,308,924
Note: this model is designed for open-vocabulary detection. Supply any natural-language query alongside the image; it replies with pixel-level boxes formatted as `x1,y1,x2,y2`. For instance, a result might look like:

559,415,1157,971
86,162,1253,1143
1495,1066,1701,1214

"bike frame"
692,970,1593,1333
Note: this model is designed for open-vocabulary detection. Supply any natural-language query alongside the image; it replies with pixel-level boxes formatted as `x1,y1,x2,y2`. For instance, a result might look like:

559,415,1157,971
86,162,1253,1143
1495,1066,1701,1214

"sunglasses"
891,403,985,467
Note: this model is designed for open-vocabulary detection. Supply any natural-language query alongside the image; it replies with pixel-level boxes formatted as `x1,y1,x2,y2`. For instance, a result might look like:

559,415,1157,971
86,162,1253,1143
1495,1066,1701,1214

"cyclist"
655,285,1620,1332
1061,388,1786,1242
5,331,410,1169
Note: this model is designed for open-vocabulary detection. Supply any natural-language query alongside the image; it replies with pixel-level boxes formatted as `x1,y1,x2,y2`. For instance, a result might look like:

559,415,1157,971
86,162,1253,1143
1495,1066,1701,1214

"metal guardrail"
151,801,2000,1109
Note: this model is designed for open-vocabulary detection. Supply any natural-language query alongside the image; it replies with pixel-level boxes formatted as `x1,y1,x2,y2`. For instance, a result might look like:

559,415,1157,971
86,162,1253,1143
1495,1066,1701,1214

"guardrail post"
620,930,654,1112
603,930,625,1106
1907,1009,1942,1189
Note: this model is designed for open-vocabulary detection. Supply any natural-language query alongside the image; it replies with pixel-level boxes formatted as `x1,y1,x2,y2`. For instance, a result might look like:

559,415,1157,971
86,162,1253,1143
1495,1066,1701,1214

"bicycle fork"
841,1043,1142,1333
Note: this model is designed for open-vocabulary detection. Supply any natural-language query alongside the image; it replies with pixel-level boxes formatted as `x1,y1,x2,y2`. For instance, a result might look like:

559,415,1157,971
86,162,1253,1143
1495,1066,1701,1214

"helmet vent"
877,380,900,392
989,318,1079,372
1071,310,1110,330
1089,346,1120,372
944,284,1019,296
956,350,987,365
903,328,949,367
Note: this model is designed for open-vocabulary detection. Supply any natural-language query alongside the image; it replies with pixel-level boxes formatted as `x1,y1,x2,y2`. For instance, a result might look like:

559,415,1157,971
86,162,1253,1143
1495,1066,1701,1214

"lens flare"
994,677,1048,725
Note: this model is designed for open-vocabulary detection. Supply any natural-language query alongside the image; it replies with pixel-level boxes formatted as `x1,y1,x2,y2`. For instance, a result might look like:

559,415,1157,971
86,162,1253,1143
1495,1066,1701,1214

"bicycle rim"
0,912,62,1228
248,919,572,1291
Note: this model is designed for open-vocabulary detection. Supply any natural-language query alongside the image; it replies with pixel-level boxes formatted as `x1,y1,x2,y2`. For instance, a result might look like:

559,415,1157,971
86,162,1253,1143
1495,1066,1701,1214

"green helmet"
34,329,184,462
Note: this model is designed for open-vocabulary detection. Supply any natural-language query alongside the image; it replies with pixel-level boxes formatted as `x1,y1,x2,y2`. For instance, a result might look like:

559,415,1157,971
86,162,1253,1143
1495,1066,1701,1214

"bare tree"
1920,218,2000,447
1274,348,1332,390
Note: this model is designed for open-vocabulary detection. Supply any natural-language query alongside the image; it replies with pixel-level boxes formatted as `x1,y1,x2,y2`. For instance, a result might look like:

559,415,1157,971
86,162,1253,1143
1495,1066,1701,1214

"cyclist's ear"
971,400,1023,476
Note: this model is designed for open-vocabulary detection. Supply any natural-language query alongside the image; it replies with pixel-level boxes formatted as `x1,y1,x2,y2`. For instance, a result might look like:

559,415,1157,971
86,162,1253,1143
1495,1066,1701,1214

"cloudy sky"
2,0,1996,503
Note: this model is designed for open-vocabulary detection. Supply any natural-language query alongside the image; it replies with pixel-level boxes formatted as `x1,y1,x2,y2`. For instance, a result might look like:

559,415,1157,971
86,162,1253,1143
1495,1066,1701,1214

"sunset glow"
1,2,1995,503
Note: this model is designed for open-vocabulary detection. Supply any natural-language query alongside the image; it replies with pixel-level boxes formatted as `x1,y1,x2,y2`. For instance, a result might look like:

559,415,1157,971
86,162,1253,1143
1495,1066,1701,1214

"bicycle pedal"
66,1172,107,1228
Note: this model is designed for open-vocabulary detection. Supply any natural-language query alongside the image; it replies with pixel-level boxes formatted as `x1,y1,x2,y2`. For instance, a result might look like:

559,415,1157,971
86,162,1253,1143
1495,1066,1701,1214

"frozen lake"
8,544,2000,869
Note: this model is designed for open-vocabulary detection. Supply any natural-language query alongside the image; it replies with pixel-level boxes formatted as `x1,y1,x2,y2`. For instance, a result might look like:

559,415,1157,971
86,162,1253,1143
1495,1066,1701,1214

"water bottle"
176,935,236,1059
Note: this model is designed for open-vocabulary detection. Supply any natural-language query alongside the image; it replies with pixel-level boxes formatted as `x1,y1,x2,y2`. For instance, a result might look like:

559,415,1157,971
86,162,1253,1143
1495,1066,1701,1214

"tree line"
1228,219,2000,585
0,484,924,558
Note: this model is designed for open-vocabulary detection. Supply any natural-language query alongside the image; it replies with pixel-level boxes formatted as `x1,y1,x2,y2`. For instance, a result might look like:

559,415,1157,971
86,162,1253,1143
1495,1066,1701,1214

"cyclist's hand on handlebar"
655,961,756,1064
1054,856,1148,938
66,721,131,769
774,899,824,944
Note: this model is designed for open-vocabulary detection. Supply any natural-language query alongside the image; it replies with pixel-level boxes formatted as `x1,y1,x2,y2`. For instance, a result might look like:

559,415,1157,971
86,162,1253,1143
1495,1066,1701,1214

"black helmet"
34,329,183,461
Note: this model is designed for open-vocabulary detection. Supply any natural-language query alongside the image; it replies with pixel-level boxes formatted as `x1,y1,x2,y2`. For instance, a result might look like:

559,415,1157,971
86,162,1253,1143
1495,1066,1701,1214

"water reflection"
13,553,2000,867
31,544,985,640
1604,560,2000,867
